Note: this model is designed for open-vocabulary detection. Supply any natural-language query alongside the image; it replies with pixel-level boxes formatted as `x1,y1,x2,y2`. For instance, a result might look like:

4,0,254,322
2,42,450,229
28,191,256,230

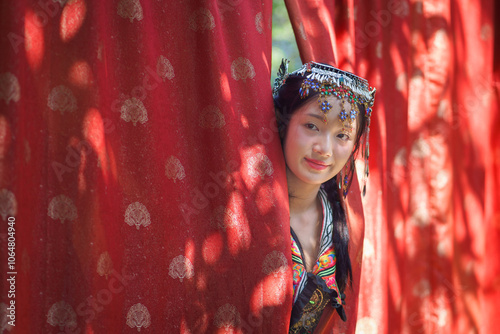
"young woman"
273,60,376,333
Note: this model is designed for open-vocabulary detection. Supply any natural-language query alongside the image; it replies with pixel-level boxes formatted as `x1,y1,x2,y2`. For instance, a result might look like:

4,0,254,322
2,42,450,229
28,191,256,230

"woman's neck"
286,168,322,216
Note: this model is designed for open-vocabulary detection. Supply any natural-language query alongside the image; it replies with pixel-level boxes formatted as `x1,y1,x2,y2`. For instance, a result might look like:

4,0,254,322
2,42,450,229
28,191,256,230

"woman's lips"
304,158,329,171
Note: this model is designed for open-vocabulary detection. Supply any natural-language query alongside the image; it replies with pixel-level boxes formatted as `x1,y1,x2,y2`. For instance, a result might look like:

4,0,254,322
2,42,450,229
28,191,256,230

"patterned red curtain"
1,0,294,332
285,0,500,333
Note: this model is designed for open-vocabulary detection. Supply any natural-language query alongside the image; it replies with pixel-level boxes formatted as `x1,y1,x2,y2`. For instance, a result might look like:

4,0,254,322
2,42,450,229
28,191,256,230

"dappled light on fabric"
219,72,232,102
1,0,498,332
202,231,224,265
82,108,111,182
1,0,292,332
60,0,87,42
24,10,45,70
0,116,12,161
250,268,290,310
69,61,94,87
225,191,252,256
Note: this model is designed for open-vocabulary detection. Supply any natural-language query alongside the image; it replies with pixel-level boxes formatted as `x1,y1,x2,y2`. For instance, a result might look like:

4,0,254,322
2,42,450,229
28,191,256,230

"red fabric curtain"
2,1,499,333
1,0,293,332
285,0,500,333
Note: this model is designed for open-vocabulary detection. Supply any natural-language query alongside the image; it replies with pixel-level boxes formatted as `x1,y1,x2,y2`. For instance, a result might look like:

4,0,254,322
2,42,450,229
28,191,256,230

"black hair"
274,74,369,292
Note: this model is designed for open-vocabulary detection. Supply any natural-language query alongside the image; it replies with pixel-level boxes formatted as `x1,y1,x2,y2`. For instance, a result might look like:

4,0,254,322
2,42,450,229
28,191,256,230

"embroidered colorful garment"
290,189,345,332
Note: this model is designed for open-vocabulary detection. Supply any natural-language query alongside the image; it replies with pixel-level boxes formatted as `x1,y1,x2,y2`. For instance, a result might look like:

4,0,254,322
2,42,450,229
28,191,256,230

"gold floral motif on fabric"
0,72,20,104
120,97,148,126
189,8,215,32
126,303,151,331
214,303,241,330
97,251,113,279
156,55,175,81
168,255,194,282
298,22,307,40
165,156,186,182
231,57,256,81
1,302,13,332
46,301,77,329
247,153,274,179
117,0,143,22
47,194,78,223
0,189,17,221
262,250,288,278
199,105,225,129
47,85,77,114
124,202,151,230
255,12,264,34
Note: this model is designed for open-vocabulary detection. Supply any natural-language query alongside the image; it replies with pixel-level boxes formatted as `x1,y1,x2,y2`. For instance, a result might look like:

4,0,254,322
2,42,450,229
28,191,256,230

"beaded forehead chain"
273,59,376,196
273,59,375,130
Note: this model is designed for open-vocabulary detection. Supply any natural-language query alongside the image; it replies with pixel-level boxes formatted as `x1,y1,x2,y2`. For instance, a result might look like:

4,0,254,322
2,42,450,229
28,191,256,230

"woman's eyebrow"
306,113,324,121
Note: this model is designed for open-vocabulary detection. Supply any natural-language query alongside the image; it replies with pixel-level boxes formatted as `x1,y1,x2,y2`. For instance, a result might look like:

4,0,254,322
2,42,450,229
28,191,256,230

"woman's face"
283,95,358,187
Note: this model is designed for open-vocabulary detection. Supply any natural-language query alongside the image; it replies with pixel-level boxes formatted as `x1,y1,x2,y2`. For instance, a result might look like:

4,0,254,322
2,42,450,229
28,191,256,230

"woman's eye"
305,123,319,131
337,133,350,141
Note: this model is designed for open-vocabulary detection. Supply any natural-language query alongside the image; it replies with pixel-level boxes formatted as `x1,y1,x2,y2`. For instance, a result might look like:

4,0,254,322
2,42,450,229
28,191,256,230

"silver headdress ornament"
273,59,376,197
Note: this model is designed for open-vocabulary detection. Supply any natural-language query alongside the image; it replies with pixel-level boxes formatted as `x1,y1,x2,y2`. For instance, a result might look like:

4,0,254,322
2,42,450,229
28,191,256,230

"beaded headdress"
273,59,376,196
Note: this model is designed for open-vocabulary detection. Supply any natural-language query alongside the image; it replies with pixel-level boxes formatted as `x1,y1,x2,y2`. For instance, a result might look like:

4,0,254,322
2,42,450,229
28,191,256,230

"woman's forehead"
295,96,359,131
296,95,353,116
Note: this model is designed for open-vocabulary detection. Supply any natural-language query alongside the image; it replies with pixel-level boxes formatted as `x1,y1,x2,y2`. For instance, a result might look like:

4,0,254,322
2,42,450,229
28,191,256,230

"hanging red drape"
285,0,500,333
1,0,293,332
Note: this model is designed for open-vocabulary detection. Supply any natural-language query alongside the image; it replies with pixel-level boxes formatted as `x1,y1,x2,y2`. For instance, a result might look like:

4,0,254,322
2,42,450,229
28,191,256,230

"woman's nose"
313,136,332,157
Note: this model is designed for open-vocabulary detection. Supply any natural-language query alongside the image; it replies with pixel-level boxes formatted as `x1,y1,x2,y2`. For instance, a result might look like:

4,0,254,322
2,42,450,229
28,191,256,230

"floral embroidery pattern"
124,202,151,230
298,22,307,40
47,85,77,114
255,12,264,34
47,195,78,223
0,72,20,104
120,97,148,126
214,304,241,330
1,303,13,332
231,57,256,81
262,250,288,277
156,55,175,81
46,301,77,329
169,255,194,282
0,189,17,221
165,156,186,182
189,8,215,32
199,105,225,129
126,303,151,331
117,0,143,22
247,153,273,179
97,251,113,279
